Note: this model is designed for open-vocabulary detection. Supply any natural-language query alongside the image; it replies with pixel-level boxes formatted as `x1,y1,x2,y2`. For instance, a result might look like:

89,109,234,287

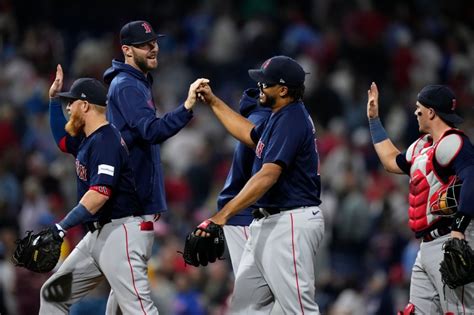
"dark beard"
134,54,156,73
65,111,85,137
260,94,276,108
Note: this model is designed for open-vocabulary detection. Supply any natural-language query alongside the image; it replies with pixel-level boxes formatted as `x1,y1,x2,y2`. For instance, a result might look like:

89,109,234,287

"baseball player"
103,20,206,313
217,88,270,275
41,65,158,314
196,56,325,314
367,82,474,314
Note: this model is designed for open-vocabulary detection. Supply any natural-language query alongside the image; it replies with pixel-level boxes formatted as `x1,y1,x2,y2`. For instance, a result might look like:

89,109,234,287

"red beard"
65,111,85,137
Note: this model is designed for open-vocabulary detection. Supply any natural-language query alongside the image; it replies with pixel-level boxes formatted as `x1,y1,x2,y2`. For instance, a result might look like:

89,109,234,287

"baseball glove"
181,220,225,267
12,227,64,273
439,238,474,289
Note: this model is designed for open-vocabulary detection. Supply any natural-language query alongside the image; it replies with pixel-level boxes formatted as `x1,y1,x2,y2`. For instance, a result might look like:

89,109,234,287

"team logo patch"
256,140,265,159
98,164,115,177
451,98,457,111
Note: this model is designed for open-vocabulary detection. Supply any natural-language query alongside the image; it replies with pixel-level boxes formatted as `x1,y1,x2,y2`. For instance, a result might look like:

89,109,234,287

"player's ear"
279,86,289,98
122,45,133,58
428,108,436,120
81,100,90,112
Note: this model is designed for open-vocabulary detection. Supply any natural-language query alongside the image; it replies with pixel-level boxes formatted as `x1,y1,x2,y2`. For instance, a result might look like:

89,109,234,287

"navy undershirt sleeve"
455,165,474,217
49,98,67,144
396,153,411,175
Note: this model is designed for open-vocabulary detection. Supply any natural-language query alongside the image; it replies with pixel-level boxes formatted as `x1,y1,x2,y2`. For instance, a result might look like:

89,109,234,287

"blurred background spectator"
0,0,473,314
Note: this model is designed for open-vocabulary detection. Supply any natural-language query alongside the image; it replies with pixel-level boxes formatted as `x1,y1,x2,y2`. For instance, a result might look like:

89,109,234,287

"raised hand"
195,82,216,105
367,82,379,119
184,78,210,110
49,64,64,98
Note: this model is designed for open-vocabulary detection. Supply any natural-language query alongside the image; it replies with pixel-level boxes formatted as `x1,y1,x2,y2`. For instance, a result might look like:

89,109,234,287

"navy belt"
252,207,304,219
422,226,451,242
84,217,112,233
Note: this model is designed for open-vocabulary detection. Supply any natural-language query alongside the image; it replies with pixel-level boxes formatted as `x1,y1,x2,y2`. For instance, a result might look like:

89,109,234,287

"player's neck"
84,116,108,137
271,99,294,113
125,59,148,76
430,124,452,143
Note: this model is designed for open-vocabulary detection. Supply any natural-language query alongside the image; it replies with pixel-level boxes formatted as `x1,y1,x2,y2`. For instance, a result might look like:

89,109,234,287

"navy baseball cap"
248,55,307,87
120,20,164,46
57,78,108,107
417,85,463,125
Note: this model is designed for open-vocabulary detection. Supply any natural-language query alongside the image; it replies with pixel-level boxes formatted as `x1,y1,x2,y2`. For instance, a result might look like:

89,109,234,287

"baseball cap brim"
248,69,275,84
126,34,165,46
57,91,78,100
437,112,464,125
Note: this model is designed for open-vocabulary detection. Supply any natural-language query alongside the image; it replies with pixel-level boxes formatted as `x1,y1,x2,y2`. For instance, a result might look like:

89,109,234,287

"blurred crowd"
0,0,473,314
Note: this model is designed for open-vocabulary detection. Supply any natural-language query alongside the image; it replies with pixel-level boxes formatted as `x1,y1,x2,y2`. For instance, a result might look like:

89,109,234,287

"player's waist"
84,214,160,233
418,225,452,242
252,206,316,219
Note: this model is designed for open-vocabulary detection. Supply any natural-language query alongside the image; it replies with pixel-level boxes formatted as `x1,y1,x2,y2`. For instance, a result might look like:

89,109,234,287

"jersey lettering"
255,140,265,159
314,138,320,175
75,159,87,181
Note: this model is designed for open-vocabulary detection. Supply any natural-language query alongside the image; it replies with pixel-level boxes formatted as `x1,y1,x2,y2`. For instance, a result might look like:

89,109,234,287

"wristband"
58,203,92,231
451,212,472,233
369,117,388,144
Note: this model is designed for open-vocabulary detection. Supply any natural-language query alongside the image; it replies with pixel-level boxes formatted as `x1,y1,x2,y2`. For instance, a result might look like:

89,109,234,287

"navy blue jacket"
217,89,271,225
104,60,193,214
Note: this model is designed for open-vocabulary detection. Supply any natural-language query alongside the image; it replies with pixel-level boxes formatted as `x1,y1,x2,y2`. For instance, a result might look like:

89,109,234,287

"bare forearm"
374,139,403,174
217,166,281,221
79,190,109,215
209,96,255,147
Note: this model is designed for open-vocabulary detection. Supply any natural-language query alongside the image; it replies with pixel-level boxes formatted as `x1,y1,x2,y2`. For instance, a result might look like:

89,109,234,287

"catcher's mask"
430,177,462,217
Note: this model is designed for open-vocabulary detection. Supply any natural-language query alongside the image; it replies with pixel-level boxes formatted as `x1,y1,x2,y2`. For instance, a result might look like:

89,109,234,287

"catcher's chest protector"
407,131,461,232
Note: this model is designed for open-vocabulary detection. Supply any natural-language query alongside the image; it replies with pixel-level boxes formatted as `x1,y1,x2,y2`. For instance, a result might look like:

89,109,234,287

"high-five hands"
49,64,64,98
185,78,210,110
367,82,379,119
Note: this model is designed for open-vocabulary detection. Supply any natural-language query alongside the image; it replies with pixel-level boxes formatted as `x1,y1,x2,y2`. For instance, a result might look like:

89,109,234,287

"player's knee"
40,272,73,304
40,277,53,302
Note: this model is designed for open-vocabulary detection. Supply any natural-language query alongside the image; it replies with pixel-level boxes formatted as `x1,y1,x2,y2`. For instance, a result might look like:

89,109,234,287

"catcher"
368,83,474,314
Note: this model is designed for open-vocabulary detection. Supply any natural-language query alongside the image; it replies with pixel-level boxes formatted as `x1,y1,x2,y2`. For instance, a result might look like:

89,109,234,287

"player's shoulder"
435,131,464,166
278,102,310,123
90,125,121,147
406,134,432,161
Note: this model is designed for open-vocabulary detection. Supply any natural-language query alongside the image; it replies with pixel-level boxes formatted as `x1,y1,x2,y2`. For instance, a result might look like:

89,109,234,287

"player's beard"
260,93,276,108
65,111,85,137
133,53,157,73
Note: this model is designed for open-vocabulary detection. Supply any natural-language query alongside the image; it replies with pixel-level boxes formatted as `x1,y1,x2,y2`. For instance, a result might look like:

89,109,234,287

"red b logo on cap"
262,59,271,69
142,22,152,33
451,99,457,111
